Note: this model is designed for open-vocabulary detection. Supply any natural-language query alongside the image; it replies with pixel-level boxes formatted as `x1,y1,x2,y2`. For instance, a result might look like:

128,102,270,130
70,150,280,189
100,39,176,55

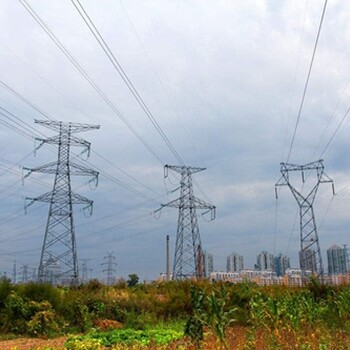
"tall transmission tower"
80,259,92,284
102,252,117,285
275,160,334,276
156,165,216,280
21,264,29,283
24,120,100,285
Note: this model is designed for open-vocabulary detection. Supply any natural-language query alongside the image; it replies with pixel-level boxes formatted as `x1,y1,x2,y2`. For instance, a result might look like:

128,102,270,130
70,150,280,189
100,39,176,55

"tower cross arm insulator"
70,191,94,205
165,164,206,175
35,120,100,134
280,160,324,172
69,162,99,178
192,196,215,210
24,162,58,176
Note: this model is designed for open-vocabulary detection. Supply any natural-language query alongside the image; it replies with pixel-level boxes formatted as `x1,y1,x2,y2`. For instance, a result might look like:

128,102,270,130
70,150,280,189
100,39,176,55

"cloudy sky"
1,0,350,281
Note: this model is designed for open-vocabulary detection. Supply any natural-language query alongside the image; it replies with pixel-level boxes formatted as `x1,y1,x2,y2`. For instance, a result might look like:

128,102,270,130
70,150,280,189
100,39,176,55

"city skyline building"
274,253,290,277
299,249,317,273
256,251,274,271
202,251,214,278
227,252,244,272
327,244,348,275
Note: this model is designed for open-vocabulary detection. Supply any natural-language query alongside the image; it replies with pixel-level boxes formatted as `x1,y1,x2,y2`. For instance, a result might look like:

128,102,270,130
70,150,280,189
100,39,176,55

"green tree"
127,274,139,287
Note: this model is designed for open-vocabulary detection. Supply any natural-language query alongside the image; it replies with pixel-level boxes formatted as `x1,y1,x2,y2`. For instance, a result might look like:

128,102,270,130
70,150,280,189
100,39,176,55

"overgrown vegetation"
1,277,350,349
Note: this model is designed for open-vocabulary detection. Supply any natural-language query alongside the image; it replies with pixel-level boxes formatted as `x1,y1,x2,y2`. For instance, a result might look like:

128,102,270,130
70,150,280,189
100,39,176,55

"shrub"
17,282,61,309
1,292,29,333
27,301,59,336
0,277,12,309
62,299,92,332
65,338,102,350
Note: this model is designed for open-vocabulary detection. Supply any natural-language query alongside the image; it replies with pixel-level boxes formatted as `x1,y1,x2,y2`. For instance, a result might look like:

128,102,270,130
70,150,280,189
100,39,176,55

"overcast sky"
1,0,350,281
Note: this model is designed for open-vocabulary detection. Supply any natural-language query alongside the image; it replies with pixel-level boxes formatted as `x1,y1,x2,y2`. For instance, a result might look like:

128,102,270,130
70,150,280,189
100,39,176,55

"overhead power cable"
286,0,328,162
19,0,165,165
0,80,52,120
0,81,163,204
74,157,160,205
318,105,350,159
91,149,162,198
118,0,203,167
71,0,184,166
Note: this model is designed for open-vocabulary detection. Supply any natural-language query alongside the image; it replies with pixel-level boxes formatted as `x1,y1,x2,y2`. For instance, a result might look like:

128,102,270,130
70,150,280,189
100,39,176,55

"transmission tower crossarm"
23,161,59,176
25,190,93,205
35,119,100,133
159,196,215,210
35,135,92,153
24,161,98,178
192,196,215,210
165,164,206,175
69,162,99,177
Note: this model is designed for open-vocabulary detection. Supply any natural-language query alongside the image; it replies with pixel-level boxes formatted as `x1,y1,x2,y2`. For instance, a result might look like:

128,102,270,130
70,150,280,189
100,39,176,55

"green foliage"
184,285,205,349
1,292,29,333
17,282,61,309
86,299,106,319
185,284,236,349
27,301,59,336
0,277,12,309
127,274,139,288
66,328,183,347
83,279,104,292
65,337,102,350
62,299,92,332
206,286,236,349
2,278,350,348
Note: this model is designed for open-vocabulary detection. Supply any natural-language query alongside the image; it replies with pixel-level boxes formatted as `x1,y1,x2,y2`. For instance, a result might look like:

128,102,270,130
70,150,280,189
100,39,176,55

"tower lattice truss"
157,165,216,280
24,120,99,285
275,160,334,276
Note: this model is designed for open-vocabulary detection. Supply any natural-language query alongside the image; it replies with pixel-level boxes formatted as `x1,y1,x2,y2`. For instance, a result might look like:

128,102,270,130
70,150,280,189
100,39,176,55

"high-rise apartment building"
327,244,348,275
202,251,214,278
274,253,290,276
227,252,244,272
256,251,274,271
299,249,317,273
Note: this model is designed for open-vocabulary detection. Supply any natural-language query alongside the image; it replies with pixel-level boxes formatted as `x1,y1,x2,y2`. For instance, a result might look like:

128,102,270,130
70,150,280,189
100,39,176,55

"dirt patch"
0,336,67,350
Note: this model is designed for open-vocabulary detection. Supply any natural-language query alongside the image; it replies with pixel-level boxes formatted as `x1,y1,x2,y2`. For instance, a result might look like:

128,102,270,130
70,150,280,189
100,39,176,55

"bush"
27,301,59,336
1,292,29,333
62,299,92,332
17,282,61,309
0,277,12,309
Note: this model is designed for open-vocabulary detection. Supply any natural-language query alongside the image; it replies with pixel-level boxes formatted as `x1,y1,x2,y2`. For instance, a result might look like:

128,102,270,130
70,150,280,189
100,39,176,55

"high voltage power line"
287,0,328,162
19,0,166,165
0,83,165,205
71,0,185,166
118,0,204,168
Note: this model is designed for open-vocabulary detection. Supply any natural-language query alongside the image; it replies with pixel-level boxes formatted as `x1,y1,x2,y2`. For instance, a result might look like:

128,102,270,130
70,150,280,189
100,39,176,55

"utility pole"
275,160,334,277
102,252,117,285
24,120,100,285
156,165,216,280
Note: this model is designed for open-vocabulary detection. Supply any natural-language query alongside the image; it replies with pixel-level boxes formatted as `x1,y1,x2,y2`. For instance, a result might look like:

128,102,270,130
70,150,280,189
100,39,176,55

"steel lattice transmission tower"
102,252,117,285
275,160,334,276
156,165,216,280
24,120,100,285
